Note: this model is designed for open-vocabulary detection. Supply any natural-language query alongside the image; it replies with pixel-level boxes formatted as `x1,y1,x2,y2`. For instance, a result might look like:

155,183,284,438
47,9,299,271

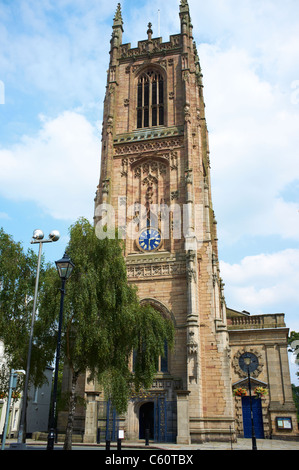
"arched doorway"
139,402,154,439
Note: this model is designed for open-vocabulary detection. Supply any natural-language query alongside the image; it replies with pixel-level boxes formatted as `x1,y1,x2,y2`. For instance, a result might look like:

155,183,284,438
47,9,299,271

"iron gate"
97,400,119,442
153,396,177,443
135,394,177,443
97,395,177,443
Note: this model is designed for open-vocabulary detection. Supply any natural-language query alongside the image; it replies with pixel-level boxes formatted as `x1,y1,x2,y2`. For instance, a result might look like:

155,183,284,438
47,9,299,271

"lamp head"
55,252,75,281
32,229,44,240
49,230,60,242
244,357,252,366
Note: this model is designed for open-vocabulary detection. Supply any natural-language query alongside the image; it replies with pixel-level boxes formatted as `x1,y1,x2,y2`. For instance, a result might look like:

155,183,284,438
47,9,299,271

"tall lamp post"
239,352,259,451
244,356,257,451
47,252,74,451
16,229,60,449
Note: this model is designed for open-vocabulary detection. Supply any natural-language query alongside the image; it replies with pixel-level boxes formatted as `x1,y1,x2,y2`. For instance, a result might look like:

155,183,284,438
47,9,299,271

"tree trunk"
63,370,79,451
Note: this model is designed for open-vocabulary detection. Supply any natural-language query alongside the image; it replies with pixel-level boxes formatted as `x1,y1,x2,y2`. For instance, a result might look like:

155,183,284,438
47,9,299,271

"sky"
0,0,298,381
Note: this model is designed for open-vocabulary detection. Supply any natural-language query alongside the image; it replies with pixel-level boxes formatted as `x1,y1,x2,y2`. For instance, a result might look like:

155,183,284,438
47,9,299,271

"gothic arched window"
137,70,164,129
132,339,169,373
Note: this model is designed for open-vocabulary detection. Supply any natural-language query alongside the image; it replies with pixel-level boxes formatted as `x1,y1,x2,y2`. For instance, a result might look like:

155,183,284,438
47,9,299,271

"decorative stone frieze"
127,261,186,279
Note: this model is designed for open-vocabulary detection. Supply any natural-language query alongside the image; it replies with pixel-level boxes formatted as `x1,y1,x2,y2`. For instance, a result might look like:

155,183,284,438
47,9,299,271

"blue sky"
0,1,299,379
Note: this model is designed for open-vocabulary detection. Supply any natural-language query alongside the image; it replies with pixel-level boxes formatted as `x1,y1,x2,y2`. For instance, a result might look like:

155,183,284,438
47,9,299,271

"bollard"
117,438,122,451
106,440,110,451
145,428,149,446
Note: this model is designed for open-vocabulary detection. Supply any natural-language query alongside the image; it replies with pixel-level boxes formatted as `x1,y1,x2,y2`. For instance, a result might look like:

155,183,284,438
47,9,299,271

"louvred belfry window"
137,71,164,129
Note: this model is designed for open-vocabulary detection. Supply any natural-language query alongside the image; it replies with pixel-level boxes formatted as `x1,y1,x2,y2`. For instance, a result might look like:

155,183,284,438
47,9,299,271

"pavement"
2,437,299,451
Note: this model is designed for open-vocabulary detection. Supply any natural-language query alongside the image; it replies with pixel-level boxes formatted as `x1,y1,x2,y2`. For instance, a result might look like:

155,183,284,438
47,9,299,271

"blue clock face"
138,228,162,251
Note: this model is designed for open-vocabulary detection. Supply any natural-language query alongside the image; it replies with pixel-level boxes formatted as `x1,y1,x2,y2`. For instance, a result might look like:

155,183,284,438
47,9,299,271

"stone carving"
127,262,186,279
170,151,178,170
109,66,116,82
187,331,198,355
106,115,113,134
185,168,193,185
133,161,167,179
102,179,110,195
119,34,181,60
121,158,128,176
187,331,198,384
114,2,122,22
186,267,196,282
114,137,183,156
142,174,158,186
120,150,178,175
180,0,189,8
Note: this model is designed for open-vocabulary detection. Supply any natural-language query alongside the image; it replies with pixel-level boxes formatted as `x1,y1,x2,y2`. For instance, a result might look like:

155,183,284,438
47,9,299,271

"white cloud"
180,1,299,248
0,111,100,221
220,249,299,330
0,1,114,110
198,41,299,244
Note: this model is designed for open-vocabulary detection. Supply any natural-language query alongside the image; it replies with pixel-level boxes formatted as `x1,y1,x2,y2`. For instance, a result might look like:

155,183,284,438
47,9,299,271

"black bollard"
117,438,122,451
106,440,110,451
145,428,149,446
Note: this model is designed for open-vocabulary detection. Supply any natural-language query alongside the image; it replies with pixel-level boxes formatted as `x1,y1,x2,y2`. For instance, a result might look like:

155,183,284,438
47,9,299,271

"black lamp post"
47,252,74,451
244,356,257,451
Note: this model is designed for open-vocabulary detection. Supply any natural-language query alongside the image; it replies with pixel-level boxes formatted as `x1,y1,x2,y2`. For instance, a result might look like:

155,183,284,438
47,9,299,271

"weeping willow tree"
40,218,174,450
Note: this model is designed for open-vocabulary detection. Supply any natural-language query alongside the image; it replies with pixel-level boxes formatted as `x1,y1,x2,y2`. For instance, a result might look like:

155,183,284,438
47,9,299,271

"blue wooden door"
242,397,264,439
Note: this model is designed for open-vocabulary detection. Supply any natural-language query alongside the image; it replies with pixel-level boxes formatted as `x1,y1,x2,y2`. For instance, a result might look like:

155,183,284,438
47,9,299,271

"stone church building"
60,1,298,443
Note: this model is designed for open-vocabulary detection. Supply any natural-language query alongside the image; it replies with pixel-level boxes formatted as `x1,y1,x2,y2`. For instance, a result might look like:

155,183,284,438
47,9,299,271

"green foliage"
289,331,299,347
291,385,299,423
0,220,175,431
132,303,174,391
40,218,174,415
0,364,24,400
0,227,55,388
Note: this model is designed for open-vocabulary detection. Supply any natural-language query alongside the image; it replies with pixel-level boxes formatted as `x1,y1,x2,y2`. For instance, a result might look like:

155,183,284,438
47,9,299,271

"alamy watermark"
0,81,4,105
95,197,205,251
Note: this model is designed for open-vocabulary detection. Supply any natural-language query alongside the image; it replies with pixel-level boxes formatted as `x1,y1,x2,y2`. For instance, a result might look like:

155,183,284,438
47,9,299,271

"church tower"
93,1,235,443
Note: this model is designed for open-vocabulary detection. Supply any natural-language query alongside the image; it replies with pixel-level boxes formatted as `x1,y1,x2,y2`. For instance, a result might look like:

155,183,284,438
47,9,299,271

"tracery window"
137,71,164,129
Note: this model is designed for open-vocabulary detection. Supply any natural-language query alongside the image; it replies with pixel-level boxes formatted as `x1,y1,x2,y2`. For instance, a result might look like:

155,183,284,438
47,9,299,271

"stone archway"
139,401,154,439
140,297,176,326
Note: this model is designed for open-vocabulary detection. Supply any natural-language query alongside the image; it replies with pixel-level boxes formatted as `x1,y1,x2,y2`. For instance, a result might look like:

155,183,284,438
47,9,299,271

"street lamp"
243,356,257,451
16,230,60,450
47,252,74,451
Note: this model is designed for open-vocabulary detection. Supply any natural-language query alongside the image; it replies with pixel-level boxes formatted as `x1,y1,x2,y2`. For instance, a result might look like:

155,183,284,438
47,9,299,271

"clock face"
138,228,162,252
239,352,259,373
